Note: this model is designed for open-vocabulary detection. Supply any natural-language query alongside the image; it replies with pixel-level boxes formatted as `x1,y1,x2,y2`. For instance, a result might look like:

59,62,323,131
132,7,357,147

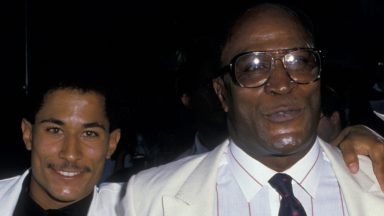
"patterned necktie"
268,173,307,216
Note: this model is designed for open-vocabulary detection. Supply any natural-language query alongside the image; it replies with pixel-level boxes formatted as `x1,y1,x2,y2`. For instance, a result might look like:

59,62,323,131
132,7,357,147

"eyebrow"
83,122,106,131
39,118,107,131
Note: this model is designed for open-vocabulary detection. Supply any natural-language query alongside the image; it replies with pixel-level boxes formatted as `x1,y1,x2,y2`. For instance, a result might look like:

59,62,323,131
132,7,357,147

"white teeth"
58,171,80,177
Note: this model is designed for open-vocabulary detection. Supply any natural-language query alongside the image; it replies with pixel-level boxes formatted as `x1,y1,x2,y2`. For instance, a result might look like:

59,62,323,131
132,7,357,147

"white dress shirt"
215,138,348,216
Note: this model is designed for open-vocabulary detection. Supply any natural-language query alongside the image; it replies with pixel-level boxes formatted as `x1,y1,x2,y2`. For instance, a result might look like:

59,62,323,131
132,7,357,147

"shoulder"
129,140,229,189
319,139,381,190
0,176,20,197
0,175,20,186
131,153,208,190
89,183,126,216
98,182,125,196
121,153,212,215
319,140,384,214
0,171,28,196
126,142,227,198
0,170,29,215
122,141,229,214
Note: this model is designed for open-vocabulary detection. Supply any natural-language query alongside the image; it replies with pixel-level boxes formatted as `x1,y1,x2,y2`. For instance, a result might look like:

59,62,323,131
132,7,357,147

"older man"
121,3,384,216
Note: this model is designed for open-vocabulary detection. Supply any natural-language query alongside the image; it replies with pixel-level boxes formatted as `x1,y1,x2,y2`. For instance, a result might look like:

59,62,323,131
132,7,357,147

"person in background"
349,58,384,136
317,85,347,142
174,50,228,160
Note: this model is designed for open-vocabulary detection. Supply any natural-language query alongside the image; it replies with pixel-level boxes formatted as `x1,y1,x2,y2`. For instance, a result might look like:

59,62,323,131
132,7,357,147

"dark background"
0,0,383,178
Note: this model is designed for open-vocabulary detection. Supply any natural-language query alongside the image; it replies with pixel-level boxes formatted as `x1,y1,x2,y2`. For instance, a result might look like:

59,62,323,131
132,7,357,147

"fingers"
334,125,361,173
372,162,384,191
369,143,384,191
348,162,359,173
338,139,360,174
334,124,384,191
334,125,374,173
331,126,352,147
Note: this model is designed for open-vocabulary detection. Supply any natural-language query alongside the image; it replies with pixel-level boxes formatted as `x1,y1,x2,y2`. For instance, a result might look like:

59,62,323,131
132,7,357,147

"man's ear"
21,118,33,151
106,128,121,159
213,78,229,112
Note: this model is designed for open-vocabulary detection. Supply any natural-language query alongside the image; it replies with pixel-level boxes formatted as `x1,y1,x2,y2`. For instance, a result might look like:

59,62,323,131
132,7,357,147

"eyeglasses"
221,48,322,88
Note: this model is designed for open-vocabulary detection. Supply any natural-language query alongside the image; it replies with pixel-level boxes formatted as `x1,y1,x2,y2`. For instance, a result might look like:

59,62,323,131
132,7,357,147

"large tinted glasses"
225,48,321,88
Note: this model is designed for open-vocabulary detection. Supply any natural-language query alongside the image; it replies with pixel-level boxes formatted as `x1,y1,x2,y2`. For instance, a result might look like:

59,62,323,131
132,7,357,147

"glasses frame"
221,48,322,88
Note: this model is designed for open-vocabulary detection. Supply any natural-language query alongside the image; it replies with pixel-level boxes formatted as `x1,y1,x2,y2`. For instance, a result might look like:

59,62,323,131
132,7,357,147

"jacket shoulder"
132,153,207,190
0,175,22,196
120,153,211,216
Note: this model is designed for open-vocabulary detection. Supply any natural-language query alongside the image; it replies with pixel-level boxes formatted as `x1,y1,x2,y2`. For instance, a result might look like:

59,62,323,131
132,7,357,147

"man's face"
22,89,120,209
215,9,321,169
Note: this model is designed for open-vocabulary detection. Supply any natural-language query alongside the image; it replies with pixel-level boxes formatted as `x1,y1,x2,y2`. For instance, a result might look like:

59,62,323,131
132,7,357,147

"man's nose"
264,59,295,95
59,135,82,161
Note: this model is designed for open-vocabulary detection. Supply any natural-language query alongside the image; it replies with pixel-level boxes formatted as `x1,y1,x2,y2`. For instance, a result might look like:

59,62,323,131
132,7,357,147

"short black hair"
23,65,122,132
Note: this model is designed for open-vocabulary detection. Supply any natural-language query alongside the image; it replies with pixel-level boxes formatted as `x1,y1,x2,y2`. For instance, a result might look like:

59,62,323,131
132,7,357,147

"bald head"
221,3,315,64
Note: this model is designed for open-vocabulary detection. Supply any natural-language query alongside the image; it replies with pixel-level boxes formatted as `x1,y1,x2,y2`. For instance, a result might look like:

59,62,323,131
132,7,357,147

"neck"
232,136,316,172
257,149,311,172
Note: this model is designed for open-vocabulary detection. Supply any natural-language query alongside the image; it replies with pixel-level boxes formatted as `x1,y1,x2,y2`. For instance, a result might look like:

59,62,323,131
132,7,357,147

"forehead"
221,6,312,64
38,89,106,117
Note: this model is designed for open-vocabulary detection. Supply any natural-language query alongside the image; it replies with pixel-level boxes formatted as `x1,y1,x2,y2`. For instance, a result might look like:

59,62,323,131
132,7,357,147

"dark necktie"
268,173,307,216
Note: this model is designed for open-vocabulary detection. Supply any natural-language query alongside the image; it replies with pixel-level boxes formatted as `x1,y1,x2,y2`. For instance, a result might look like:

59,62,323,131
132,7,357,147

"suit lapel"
162,139,384,216
162,140,230,216
319,140,384,216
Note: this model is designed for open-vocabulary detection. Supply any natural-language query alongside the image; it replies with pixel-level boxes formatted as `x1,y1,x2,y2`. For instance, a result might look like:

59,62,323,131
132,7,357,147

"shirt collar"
228,138,321,200
14,173,94,216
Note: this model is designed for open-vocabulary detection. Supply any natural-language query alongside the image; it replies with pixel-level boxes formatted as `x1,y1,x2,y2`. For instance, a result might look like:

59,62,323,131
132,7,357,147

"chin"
271,132,316,155
269,134,304,152
50,186,87,203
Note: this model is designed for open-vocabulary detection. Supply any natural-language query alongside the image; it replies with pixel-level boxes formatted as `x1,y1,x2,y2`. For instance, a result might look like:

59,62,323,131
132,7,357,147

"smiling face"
21,89,120,209
214,5,321,171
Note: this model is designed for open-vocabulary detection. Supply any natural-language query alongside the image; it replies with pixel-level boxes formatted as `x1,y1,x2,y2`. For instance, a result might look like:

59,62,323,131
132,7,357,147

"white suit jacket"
0,169,123,216
120,138,384,216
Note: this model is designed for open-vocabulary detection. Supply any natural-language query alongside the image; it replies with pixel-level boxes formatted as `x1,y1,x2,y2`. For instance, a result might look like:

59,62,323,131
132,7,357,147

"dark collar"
13,173,94,216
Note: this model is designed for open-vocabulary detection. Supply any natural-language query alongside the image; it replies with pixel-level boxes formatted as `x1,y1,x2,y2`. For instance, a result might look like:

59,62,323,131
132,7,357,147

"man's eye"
245,62,269,72
83,130,98,137
288,56,307,64
46,127,61,134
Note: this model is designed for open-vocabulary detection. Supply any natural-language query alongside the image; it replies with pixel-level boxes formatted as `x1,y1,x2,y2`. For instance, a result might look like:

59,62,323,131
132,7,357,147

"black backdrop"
1,0,383,178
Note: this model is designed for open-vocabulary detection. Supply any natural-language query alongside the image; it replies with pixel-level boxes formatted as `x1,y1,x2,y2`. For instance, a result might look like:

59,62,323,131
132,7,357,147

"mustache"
48,161,91,173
